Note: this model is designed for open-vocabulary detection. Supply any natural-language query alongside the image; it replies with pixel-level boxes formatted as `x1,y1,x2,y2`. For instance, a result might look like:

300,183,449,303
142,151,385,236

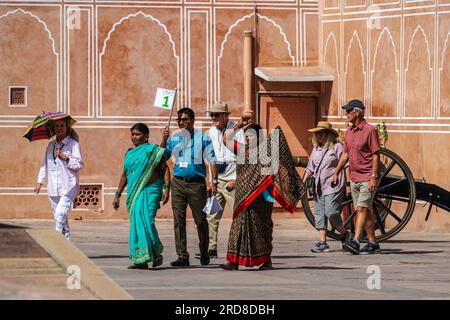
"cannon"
294,148,450,242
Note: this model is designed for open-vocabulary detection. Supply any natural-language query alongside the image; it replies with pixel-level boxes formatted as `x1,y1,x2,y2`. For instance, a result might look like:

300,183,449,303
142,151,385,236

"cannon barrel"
292,156,309,168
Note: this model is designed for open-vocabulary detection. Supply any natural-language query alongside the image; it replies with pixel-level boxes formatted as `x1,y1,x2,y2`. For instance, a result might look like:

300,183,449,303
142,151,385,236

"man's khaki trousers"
206,179,235,251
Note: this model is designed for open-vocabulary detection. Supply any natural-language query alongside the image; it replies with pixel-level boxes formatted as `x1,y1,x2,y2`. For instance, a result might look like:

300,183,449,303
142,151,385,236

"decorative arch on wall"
0,8,59,112
371,27,399,118
99,11,179,117
440,32,450,72
439,32,450,118
0,9,58,55
100,11,178,59
217,12,295,104
404,25,433,118
344,30,366,106
323,32,339,72
323,32,339,117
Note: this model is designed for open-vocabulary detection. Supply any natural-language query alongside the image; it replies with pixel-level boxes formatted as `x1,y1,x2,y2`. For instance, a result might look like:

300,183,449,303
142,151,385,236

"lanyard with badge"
178,133,190,169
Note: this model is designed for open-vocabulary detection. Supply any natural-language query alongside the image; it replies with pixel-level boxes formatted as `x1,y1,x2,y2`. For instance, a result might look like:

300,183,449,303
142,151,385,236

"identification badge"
179,161,188,168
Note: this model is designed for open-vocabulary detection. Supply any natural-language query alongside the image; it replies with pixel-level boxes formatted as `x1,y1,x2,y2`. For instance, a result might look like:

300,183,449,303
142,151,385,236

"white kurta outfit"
37,136,84,239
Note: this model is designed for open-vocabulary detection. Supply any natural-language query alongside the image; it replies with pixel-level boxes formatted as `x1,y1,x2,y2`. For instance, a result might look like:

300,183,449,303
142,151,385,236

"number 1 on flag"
154,88,176,110
162,96,169,108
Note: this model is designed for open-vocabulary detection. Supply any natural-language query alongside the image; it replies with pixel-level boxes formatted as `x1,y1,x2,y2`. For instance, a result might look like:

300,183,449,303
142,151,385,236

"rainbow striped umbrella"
23,111,77,142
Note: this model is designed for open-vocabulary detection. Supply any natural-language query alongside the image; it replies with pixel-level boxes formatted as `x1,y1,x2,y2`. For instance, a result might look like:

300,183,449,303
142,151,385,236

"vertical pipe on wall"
243,30,254,114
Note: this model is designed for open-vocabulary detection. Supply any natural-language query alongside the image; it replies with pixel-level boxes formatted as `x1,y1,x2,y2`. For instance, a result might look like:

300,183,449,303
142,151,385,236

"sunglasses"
210,113,224,118
177,117,190,122
316,131,328,136
345,108,358,115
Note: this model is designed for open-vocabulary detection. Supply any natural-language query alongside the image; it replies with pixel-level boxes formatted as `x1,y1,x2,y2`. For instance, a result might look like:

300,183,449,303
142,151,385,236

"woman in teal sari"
113,123,170,269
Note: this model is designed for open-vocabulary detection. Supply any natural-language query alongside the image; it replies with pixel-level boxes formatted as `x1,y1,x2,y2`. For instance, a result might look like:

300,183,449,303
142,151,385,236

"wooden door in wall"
260,96,317,158
260,96,317,212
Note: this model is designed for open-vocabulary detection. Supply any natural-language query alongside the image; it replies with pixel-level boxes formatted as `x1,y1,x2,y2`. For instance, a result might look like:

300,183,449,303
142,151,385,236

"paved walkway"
4,218,450,300
0,223,95,300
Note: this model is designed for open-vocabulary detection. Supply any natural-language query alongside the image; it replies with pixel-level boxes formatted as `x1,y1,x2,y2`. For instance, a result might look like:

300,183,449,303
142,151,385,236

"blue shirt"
165,129,216,178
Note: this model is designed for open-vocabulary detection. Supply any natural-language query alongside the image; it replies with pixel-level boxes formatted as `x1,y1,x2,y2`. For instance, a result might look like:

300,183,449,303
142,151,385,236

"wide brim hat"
208,101,231,114
308,121,339,137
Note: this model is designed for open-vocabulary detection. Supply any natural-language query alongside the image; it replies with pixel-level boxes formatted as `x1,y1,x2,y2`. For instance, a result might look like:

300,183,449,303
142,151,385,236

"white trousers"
49,195,74,240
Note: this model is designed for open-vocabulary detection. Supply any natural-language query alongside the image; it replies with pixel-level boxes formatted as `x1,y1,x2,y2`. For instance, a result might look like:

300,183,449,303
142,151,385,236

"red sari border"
226,252,271,267
270,185,297,214
233,175,274,219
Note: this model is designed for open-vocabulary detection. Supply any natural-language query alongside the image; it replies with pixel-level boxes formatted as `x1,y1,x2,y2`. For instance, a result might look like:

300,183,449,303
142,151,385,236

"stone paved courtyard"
3,218,449,300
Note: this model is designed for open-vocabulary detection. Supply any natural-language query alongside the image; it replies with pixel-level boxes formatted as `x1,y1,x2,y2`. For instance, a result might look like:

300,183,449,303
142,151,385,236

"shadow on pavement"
239,266,356,271
380,249,444,255
89,255,129,259
271,255,316,259
0,223,26,229
0,227,49,258
385,240,450,244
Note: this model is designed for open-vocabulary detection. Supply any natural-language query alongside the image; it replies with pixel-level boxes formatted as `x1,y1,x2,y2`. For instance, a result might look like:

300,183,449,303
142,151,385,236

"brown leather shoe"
219,262,238,270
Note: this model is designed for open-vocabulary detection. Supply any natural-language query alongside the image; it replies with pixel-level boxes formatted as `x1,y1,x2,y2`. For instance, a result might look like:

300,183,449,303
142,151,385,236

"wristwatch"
211,178,219,185
371,173,379,178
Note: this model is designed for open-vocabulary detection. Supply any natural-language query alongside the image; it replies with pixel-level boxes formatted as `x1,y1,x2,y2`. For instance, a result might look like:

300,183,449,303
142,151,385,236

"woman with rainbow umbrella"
24,112,84,240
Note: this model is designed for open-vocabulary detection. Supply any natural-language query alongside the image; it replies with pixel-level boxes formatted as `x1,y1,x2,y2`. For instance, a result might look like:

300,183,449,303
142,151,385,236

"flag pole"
166,88,177,129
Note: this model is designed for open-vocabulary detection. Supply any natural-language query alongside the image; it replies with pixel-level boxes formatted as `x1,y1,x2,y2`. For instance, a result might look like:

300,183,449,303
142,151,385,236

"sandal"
127,263,148,270
152,255,163,268
219,262,238,271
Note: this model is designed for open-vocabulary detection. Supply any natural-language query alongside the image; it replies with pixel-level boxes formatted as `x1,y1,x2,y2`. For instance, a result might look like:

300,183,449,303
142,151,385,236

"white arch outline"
99,11,179,117
372,27,398,72
0,8,58,56
370,27,399,118
345,31,365,75
405,25,432,71
439,32,450,71
218,12,295,65
322,32,340,117
100,11,178,59
217,12,295,100
438,32,450,118
0,8,59,110
344,31,366,106
404,25,433,118
323,32,339,73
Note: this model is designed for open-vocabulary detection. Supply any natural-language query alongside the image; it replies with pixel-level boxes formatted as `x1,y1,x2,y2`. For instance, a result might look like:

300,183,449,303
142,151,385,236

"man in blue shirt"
162,107,218,267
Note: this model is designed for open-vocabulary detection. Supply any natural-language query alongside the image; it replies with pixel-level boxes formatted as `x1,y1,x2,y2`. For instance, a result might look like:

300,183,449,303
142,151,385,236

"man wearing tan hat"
196,101,244,259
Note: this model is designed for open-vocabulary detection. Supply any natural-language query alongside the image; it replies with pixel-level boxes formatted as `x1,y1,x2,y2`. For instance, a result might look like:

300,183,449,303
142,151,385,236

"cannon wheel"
301,148,416,242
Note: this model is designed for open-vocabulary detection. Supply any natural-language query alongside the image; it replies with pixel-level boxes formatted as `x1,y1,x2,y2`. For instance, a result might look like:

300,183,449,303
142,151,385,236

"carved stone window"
73,184,103,210
9,86,27,107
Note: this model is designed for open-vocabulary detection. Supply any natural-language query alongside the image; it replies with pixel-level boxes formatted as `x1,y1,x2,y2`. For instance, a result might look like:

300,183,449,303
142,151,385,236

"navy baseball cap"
342,99,365,113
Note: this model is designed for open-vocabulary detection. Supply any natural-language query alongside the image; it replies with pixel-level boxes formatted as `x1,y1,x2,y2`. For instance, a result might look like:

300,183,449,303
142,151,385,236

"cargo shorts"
350,180,376,210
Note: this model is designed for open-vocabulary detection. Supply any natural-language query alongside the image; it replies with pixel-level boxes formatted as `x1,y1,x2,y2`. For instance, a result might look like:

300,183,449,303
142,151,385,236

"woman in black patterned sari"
219,124,305,271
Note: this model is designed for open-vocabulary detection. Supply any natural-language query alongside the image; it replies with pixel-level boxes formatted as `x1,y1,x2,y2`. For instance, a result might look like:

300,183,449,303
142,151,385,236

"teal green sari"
125,143,166,265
